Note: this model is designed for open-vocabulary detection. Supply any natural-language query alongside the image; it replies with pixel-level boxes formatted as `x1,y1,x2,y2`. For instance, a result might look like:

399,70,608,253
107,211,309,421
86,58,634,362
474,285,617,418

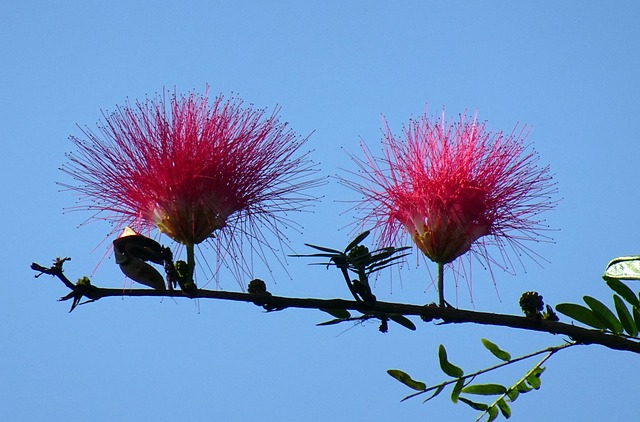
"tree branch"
30,259,640,354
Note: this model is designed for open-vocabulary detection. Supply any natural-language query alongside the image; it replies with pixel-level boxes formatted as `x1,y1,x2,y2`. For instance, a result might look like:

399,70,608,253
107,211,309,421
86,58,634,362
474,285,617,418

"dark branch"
30,260,640,354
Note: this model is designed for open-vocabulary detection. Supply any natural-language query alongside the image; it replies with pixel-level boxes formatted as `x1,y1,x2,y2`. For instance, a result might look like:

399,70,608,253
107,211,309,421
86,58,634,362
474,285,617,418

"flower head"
345,110,555,273
62,87,318,282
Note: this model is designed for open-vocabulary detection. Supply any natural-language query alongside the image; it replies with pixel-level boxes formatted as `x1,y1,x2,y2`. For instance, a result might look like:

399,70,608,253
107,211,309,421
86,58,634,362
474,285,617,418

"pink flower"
345,111,555,273
62,87,318,282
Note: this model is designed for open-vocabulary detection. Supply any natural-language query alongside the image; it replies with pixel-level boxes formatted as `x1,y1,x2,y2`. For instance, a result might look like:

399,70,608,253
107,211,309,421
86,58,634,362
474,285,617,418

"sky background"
2,1,639,421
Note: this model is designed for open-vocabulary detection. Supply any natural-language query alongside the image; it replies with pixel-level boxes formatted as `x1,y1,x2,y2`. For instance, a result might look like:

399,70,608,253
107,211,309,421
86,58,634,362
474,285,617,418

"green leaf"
290,252,339,259
303,243,343,254
450,378,464,404
603,256,640,281
388,314,416,331
583,296,623,334
515,381,533,394
633,305,640,329
461,384,507,396
525,375,541,390
555,303,607,329
525,370,543,390
343,231,370,253
316,318,346,326
496,398,512,419
486,405,499,422
365,252,412,273
458,397,488,411
422,384,445,403
481,338,511,361
386,369,426,391
319,308,351,319
506,387,519,402
438,344,464,378
613,295,638,337
605,277,640,307
367,248,396,263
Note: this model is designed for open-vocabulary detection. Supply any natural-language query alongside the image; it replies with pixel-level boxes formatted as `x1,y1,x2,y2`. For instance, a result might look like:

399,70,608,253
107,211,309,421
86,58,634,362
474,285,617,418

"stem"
186,243,195,284
339,266,362,302
438,262,445,307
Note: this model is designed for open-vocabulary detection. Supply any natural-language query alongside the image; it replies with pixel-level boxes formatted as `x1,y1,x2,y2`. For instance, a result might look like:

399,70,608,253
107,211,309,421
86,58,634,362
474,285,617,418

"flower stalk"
186,243,196,285
438,262,445,307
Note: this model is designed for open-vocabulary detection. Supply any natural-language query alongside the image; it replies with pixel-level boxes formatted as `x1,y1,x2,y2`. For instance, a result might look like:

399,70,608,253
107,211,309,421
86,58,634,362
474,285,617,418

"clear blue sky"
2,1,639,421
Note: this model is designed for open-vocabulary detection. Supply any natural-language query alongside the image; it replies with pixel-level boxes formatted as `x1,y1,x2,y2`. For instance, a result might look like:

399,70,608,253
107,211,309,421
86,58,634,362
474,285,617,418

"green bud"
348,245,371,267
76,276,91,286
175,260,188,279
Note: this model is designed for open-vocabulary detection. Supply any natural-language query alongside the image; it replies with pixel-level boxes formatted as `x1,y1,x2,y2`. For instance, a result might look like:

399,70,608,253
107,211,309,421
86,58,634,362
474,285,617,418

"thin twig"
476,345,564,421
401,342,575,402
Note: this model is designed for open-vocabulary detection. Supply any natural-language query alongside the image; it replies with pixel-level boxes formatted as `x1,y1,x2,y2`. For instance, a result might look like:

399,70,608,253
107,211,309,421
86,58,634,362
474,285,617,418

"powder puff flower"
344,110,556,305
62,87,319,287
